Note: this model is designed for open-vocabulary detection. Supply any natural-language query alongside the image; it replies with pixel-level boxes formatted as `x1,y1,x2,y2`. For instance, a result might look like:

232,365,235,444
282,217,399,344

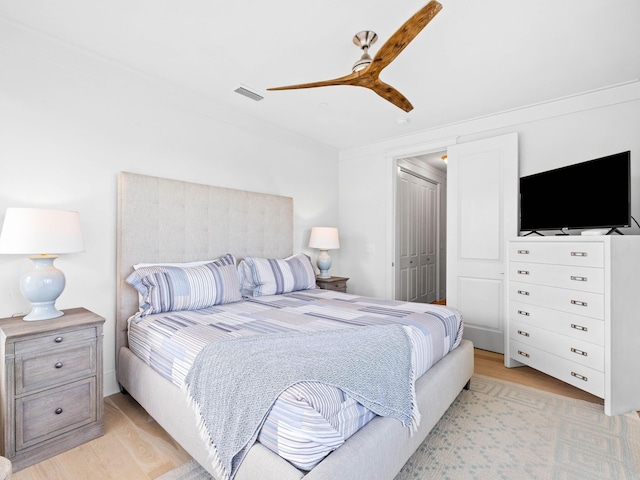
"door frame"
385,137,458,300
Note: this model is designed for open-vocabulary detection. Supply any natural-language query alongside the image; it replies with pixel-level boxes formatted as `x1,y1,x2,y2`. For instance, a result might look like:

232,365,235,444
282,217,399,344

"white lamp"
0,208,85,321
308,227,340,279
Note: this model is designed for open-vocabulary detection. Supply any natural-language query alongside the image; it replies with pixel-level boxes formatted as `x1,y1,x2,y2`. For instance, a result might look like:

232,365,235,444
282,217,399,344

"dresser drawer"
17,343,96,395
510,262,604,293
16,377,97,450
509,281,604,319
510,242,604,267
511,320,604,371
510,301,604,345
14,328,97,357
510,339,604,398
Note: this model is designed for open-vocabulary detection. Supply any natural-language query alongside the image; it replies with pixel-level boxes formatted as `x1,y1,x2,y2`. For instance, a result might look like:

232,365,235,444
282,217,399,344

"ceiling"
1,0,639,150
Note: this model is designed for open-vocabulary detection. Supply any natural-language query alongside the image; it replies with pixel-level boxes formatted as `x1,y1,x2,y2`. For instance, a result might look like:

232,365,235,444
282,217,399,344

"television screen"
519,151,631,233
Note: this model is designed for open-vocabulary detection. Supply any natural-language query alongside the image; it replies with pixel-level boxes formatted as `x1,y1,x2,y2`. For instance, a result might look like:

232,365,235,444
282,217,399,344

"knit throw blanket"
183,324,419,480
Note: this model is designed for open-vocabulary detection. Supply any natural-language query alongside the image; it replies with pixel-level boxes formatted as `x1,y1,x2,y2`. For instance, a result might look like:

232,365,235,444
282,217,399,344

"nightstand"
0,308,105,471
315,276,349,293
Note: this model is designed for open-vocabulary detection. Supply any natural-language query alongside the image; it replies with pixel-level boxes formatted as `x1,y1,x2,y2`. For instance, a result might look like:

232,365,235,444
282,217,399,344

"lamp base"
24,303,64,321
21,255,66,321
316,249,332,279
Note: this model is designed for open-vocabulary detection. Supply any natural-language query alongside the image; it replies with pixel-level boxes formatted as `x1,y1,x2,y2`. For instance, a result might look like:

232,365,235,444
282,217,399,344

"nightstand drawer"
16,377,97,450
14,328,97,357
322,281,347,291
17,342,96,395
315,276,349,293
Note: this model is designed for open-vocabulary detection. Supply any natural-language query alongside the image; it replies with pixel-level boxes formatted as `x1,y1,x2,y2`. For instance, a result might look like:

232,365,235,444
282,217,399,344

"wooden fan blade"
369,79,414,112
368,1,442,76
268,71,361,91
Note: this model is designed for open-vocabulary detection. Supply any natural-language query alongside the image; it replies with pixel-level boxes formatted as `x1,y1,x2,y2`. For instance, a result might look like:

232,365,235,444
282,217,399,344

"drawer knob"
517,350,530,358
517,290,530,296
55,408,63,415
571,300,588,307
517,270,530,275
517,330,530,337
54,337,63,343
570,251,588,257
55,362,64,369
571,347,587,357
517,310,530,316
571,324,588,332
571,372,588,382
517,249,530,255
570,276,587,282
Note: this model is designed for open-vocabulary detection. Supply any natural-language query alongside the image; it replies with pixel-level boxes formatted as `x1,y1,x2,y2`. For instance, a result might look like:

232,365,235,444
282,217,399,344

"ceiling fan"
268,1,443,112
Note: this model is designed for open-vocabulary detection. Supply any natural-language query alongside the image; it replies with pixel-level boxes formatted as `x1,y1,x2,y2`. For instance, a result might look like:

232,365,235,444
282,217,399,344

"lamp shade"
308,227,340,250
0,208,84,255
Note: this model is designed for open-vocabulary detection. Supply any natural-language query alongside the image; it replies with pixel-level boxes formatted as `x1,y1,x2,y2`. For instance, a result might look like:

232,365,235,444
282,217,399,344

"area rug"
156,375,640,480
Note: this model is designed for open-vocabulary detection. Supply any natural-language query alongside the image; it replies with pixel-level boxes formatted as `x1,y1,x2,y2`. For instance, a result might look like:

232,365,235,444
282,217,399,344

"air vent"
234,85,264,101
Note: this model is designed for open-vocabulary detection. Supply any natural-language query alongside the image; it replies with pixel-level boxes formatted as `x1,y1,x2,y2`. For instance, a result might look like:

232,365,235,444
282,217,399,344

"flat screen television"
519,151,631,233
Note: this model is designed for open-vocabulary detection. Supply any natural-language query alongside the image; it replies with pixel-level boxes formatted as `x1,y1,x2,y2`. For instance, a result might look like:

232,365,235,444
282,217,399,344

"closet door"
396,168,438,303
446,133,519,353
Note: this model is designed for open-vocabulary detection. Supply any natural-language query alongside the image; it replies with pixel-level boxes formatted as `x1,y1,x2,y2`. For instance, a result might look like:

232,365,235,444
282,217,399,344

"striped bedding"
128,289,463,471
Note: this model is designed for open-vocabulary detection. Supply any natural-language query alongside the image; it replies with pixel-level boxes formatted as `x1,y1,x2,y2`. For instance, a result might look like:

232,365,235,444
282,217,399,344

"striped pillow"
126,254,241,316
241,253,317,297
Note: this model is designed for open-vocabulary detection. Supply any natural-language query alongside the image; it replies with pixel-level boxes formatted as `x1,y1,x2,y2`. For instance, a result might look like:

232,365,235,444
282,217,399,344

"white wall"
0,20,339,395
339,82,640,299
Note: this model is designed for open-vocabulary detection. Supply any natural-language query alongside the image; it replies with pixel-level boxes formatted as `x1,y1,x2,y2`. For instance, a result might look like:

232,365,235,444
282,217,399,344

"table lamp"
308,227,340,279
0,208,85,321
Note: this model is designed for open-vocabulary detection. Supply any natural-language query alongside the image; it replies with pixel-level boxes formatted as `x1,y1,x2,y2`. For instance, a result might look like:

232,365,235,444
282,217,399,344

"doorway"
395,154,447,303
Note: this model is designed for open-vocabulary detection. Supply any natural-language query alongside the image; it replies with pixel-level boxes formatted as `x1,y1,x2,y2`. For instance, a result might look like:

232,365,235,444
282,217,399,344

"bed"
116,171,474,480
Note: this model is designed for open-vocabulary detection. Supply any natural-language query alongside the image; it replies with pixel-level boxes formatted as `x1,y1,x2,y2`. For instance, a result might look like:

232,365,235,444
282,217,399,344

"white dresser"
505,236,640,415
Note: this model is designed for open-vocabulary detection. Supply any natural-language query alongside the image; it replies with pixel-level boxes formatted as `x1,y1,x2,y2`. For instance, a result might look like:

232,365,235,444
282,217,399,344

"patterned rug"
156,375,640,480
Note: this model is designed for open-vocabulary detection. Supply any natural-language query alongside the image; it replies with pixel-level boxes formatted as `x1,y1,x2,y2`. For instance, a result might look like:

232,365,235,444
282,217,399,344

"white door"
446,133,518,353
397,168,438,303
420,177,438,303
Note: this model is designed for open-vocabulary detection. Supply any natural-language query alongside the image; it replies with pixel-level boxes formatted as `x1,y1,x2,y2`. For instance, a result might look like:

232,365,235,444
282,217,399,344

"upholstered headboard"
116,172,293,379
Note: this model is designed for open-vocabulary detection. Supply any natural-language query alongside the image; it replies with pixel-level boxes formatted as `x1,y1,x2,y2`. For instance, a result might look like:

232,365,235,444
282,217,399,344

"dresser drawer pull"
570,251,588,257
517,330,530,337
55,408,63,415
517,310,530,316
517,249,530,255
571,347,587,357
571,372,588,382
571,324,588,332
517,350,530,358
517,290,530,296
571,300,588,307
55,362,64,369
54,337,63,343
570,276,587,282
517,270,530,275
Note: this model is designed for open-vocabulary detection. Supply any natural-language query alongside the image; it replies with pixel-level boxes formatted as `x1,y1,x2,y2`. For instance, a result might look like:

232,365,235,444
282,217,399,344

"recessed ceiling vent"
234,85,264,101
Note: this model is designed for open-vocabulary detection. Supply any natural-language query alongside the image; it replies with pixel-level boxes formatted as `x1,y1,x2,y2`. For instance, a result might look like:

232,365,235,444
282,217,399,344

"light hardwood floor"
10,349,611,479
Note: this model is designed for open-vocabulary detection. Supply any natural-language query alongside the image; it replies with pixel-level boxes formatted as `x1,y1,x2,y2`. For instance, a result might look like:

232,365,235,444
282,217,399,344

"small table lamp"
308,227,340,279
0,208,85,321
